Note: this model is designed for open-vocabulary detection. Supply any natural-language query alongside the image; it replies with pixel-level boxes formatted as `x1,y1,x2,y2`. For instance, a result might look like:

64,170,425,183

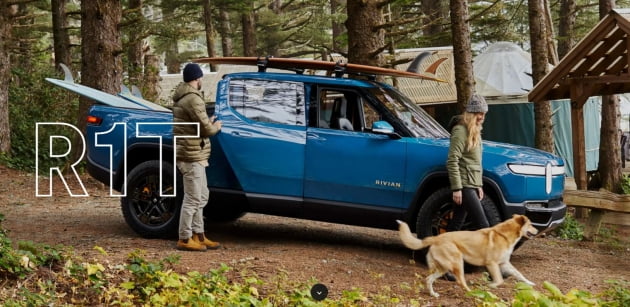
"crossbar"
564,190,630,213
563,189,630,240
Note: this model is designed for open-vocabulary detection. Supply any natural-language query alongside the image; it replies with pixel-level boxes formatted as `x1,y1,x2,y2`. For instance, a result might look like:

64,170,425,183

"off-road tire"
416,187,502,239
121,160,182,238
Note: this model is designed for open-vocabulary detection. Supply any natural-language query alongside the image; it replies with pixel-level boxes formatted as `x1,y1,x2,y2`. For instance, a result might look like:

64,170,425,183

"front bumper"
504,199,567,233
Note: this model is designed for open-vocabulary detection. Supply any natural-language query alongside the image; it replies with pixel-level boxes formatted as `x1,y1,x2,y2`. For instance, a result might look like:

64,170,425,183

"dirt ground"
1,164,629,305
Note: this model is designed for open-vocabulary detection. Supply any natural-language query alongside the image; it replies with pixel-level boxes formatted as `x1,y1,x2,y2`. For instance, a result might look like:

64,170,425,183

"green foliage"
621,175,630,194
471,281,628,306
0,214,65,279
553,213,585,241
5,58,79,172
602,280,630,306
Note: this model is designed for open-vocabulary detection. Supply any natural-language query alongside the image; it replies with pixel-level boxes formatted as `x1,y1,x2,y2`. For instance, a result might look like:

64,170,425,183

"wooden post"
569,80,589,190
584,210,605,240
570,80,590,219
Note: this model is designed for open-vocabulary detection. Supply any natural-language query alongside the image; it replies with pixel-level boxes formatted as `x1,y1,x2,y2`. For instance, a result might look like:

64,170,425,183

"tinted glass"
229,79,305,126
367,87,448,138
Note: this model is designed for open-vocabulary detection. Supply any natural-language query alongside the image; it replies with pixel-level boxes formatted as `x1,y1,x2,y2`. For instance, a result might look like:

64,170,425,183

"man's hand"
210,116,223,130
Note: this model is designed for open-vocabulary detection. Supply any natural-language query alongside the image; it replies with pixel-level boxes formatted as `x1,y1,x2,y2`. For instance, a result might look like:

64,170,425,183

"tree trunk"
543,0,558,65
0,3,16,155
346,0,384,66
218,8,233,56
161,3,179,74
558,0,576,59
331,0,346,54
165,42,180,74
203,0,217,71
421,0,449,47
528,0,554,153
143,54,160,102
15,4,32,72
51,0,72,70
79,0,122,139
598,0,622,193
241,9,257,57
126,0,144,87
450,0,475,111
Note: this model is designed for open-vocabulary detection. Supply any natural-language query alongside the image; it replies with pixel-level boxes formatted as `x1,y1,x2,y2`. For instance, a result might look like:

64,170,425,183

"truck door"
216,78,306,212
304,88,407,210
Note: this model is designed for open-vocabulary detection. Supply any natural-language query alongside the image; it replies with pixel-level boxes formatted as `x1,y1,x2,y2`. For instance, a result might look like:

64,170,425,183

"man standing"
172,63,222,251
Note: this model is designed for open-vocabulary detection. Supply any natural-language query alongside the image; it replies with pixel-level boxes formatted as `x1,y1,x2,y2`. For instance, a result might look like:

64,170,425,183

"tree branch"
7,0,40,5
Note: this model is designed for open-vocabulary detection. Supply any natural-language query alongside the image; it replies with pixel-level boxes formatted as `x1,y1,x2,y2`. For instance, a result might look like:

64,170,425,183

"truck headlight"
509,163,565,194
508,164,565,176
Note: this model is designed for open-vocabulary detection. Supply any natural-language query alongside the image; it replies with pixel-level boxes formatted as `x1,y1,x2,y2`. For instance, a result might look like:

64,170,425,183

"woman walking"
446,93,490,232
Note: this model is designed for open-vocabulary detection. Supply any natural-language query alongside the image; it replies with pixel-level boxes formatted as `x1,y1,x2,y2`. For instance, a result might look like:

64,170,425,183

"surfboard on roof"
194,56,447,82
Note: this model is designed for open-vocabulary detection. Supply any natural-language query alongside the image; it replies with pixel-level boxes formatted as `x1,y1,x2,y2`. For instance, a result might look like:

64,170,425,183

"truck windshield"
367,87,449,138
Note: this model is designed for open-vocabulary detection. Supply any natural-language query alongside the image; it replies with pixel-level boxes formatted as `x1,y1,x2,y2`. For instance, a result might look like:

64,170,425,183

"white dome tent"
474,42,533,98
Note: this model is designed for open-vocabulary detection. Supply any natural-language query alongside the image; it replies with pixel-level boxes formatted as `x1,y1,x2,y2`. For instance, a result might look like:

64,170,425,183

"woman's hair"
462,112,483,151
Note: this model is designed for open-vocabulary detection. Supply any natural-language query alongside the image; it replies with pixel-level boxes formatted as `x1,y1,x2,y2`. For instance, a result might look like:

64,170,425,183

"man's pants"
177,161,209,240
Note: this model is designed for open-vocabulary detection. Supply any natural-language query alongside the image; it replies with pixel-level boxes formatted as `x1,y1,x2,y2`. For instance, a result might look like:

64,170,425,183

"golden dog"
396,214,538,297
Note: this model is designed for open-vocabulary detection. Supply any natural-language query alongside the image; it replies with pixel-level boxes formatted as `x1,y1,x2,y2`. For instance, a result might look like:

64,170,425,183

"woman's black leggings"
447,187,490,231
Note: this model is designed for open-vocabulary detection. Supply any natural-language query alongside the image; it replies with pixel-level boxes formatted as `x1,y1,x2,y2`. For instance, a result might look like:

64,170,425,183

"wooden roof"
331,48,457,105
529,9,630,102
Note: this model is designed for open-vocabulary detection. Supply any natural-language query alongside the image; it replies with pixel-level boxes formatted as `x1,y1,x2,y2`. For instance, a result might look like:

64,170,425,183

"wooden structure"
529,9,630,190
563,189,630,239
529,9,630,237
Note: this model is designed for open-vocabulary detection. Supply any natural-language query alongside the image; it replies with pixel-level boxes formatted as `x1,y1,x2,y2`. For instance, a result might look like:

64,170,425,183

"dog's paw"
429,291,440,298
488,282,500,288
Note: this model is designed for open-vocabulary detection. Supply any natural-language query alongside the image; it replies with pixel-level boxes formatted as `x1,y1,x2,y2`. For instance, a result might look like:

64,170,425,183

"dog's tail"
396,220,431,250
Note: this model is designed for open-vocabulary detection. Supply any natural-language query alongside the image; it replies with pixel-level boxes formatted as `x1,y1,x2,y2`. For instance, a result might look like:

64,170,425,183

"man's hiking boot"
176,238,207,251
193,233,221,250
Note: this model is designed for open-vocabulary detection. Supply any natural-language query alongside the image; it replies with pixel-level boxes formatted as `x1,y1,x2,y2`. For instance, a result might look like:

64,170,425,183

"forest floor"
0,164,628,305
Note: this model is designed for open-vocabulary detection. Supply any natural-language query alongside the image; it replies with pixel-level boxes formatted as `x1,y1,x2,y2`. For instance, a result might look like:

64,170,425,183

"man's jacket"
172,82,220,163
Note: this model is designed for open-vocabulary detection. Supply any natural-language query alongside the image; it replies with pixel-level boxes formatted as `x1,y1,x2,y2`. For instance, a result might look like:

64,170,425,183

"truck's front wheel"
121,160,182,238
416,187,501,239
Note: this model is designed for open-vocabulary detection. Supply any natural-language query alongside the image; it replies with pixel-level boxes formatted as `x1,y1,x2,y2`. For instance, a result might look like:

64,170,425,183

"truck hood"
427,138,564,166
482,140,565,166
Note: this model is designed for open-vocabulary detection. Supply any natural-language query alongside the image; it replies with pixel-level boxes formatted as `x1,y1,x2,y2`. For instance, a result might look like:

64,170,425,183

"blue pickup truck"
47,63,566,240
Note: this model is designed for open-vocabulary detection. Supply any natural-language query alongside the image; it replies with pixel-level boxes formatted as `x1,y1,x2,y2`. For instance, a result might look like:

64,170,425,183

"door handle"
232,131,252,137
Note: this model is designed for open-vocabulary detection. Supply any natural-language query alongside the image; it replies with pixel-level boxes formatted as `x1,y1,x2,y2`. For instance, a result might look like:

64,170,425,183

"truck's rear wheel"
121,160,182,238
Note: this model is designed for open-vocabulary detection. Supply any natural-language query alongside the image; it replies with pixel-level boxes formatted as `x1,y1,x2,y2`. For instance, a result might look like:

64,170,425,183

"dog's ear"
512,214,525,225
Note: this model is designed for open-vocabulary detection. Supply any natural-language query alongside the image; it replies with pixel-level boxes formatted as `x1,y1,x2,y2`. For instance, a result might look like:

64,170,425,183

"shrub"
621,174,630,195
470,281,628,306
0,214,65,279
553,213,584,240
3,59,79,171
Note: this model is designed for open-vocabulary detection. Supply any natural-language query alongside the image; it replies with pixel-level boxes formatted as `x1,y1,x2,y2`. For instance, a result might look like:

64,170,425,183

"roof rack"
257,56,305,75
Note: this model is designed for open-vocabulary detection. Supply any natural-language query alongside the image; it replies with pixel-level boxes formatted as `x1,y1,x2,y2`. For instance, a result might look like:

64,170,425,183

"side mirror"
372,121,401,139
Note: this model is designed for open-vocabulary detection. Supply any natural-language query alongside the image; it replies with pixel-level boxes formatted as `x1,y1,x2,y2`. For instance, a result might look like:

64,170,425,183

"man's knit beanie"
183,63,203,82
466,93,488,113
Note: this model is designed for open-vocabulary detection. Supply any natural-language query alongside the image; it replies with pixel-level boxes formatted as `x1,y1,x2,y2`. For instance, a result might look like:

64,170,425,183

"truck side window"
228,79,305,126
318,90,359,131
